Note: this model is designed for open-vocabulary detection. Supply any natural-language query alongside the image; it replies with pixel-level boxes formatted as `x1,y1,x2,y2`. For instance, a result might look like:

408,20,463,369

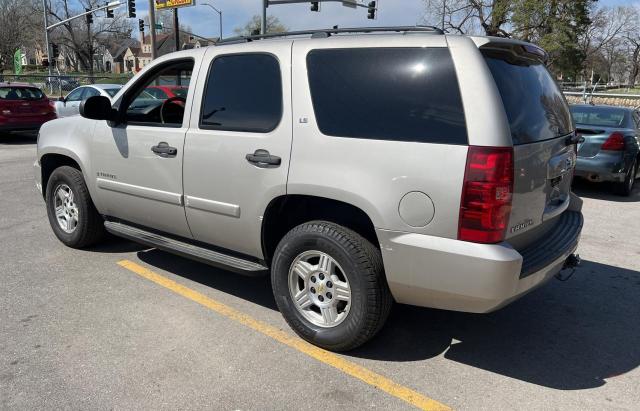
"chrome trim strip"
96,178,183,205
185,195,241,218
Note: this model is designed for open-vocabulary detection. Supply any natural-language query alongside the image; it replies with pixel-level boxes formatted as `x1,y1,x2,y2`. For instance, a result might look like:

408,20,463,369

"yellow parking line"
117,259,451,411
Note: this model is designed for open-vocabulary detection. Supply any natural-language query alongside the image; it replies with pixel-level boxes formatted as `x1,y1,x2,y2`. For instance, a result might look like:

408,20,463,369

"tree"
0,0,42,71
234,15,287,36
45,0,132,75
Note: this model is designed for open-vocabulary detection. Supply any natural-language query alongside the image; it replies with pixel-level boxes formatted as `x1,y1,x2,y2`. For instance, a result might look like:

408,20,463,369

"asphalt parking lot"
1,133,639,410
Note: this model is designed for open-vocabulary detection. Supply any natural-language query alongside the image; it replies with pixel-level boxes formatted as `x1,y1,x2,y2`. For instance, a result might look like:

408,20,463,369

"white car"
54,84,122,118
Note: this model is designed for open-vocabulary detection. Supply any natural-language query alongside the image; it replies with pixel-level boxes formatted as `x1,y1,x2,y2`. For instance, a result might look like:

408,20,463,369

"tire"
45,166,105,248
271,221,392,352
613,159,637,196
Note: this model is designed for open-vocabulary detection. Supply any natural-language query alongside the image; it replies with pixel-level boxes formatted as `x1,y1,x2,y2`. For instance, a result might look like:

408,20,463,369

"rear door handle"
246,149,281,168
151,142,177,157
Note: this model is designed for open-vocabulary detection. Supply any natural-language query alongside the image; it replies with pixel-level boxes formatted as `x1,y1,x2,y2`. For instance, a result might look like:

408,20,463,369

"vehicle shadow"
0,132,38,145
130,248,640,390
350,259,640,390
573,178,640,202
136,248,277,311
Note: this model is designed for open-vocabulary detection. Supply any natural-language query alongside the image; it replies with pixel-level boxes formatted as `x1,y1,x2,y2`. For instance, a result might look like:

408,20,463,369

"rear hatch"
0,86,53,122
481,44,576,249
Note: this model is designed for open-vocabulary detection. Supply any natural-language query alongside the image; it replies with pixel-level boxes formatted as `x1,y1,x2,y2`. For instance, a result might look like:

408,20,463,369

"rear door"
182,42,293,258
481,46,576,245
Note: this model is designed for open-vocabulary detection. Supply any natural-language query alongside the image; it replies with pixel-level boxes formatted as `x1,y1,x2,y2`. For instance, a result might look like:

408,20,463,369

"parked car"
35,28,583,351
54,84,123,118
45,76,81,92
570,104,640,196
0,83,56,133
145,85,188,100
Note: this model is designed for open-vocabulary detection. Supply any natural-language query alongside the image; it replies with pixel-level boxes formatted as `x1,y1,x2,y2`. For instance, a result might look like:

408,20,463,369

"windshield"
483,51,573,144
570,106,628,128
0,87,45,100
104,88,121,98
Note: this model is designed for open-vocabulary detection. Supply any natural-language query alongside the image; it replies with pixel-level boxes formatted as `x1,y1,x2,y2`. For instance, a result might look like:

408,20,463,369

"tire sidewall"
45,167,89,246
272,225,372,349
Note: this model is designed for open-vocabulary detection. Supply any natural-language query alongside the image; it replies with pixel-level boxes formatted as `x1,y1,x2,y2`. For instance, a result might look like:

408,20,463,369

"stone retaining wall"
565,95,640,108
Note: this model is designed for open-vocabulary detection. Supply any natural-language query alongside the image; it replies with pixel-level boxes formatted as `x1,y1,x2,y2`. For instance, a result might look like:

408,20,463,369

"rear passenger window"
200,54,282,133
306,48,467,144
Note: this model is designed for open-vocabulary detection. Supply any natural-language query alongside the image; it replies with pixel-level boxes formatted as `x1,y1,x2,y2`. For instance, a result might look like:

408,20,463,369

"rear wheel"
45,166,105,248
613,158,637,196
271,221,392,352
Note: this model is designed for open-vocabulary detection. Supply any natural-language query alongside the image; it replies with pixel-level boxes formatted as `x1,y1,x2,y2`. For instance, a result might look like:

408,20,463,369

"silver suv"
35,27,583,351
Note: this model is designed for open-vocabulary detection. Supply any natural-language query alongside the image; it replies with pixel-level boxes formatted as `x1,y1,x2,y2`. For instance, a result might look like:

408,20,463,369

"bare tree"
423,0,511,36
0,0,43,71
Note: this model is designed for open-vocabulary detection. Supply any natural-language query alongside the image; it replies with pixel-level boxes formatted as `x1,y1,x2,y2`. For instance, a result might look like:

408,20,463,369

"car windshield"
104,88,121,97
570,106,627,128
0,87,45,100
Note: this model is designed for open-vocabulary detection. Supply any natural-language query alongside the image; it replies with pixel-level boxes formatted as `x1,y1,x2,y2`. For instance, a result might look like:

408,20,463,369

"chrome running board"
104,221,268,276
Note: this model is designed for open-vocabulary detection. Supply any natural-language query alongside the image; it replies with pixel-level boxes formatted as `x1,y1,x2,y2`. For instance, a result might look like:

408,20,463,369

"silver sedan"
54,84,122,118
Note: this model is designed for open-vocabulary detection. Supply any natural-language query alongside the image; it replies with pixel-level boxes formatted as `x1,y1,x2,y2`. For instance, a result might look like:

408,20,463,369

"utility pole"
41,0,53,79
148,0,158,59
442,0,445,31
173,8,180,52
261,0,267,35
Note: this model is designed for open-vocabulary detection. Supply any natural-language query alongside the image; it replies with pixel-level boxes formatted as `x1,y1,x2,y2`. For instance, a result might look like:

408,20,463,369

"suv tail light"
458,146,514,244
601,132,625,151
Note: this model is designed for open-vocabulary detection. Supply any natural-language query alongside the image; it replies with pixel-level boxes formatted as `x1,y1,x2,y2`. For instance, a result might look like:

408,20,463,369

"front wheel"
45,166,105,248
271,221,392,351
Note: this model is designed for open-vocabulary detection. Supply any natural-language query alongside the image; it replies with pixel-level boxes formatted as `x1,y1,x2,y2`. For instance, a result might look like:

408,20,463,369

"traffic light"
310,1,319,12
367,1,376,19
51,44,59,59
106,5,114,19
138,19,145,32
127,0,136,18
86,8,93,25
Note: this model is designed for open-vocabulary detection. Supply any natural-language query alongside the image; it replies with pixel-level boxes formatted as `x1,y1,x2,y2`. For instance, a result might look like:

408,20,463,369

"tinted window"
200,54,283,132
306,48,467,144
104,88,121,97
570,106,628,128
66,88,84,102
84,88,100,98
0,87,45,100
483,52,573,145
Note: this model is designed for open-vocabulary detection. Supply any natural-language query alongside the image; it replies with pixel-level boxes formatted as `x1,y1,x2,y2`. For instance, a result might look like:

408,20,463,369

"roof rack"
216,25,444,45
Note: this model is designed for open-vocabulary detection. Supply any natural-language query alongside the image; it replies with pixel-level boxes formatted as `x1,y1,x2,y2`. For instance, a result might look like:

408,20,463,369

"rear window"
570,106,628,128
306,48,468,145
483,52,573,145
0,87,45,100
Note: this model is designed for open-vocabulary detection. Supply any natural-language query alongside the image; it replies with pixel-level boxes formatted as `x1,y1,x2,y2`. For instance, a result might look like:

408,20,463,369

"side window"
66,88,85,102
124,60,193,127
146,88,168,99
84,88,100,98
200,53,282,133
306,48,468,144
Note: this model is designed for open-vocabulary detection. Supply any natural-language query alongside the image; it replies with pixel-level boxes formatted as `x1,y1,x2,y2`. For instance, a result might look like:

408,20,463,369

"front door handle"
151,142,177,157
246,149,281,168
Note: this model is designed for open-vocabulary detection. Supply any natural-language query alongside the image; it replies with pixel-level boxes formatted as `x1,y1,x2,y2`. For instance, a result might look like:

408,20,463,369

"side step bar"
104,221,269,276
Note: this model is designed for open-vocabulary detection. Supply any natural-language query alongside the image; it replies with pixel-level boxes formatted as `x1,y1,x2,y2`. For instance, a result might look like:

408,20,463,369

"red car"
0,83,57,133
145,85,188,100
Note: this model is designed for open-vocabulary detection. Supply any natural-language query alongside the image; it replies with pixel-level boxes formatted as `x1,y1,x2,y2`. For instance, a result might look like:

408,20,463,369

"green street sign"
155,23,163,29
14,49,22,75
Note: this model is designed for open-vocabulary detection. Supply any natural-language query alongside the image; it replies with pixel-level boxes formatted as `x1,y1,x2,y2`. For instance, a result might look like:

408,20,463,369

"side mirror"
79,96,117,122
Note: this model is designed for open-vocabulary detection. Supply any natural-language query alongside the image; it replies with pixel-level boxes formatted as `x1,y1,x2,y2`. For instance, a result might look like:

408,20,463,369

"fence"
0,73,133,98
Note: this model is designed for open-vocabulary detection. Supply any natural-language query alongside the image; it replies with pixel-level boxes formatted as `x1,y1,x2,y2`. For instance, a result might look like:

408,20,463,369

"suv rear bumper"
378,210,583,313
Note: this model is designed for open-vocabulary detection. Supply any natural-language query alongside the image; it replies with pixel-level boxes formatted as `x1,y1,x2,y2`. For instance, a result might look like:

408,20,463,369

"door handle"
151,142,177,157
246,149,281,168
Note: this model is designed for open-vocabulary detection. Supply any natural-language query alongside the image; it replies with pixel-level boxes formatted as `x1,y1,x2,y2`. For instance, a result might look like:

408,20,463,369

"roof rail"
216,25,444,45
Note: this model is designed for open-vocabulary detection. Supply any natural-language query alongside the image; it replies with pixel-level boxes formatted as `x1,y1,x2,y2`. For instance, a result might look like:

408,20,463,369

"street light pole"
42,0,53,78
148,0,158,59
202,3,223,41
261,0,267,35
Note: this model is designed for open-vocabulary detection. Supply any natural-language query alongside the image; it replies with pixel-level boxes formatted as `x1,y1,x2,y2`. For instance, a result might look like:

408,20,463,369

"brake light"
458,146,514,244
601,132,625,151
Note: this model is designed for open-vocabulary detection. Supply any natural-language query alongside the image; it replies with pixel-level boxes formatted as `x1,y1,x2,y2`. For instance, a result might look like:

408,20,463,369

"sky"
95,0,640,40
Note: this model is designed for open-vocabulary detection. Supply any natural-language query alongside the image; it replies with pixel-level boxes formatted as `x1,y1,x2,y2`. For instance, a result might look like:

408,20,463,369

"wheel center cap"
317,283,325,293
